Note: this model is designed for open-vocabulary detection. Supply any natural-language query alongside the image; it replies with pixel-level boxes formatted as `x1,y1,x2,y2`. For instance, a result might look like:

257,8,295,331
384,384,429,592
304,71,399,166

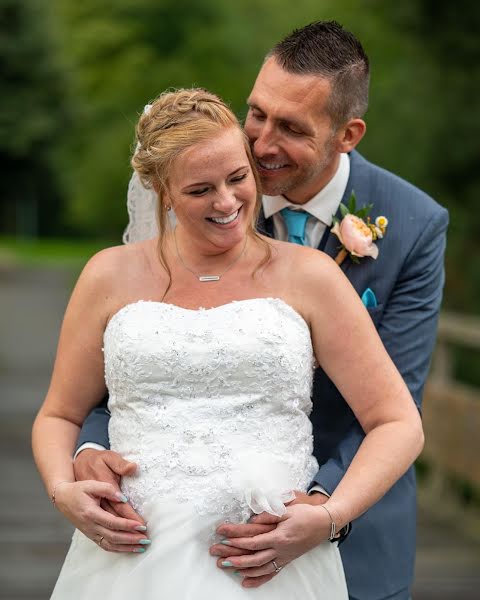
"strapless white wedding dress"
51,298,347,599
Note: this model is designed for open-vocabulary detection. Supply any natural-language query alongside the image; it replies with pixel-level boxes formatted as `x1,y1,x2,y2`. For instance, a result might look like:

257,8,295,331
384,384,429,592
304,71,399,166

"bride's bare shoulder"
268,239,338,278
76,240,154,296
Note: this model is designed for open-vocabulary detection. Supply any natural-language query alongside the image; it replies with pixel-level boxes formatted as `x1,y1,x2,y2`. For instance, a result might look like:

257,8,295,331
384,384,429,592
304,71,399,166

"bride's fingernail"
221,561,233,567
221,539,232,546
139,539,151,545
115,492,128,503
133,548,145,553
134,525,147,532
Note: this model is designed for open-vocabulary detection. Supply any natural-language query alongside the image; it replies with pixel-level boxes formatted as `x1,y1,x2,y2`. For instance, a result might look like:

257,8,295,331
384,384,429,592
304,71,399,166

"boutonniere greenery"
331,191,388,266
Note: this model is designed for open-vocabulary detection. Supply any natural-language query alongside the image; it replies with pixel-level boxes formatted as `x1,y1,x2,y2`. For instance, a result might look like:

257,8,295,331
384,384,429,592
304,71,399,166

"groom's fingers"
216,522,276,538
90,505,146,533
242,573,276,588
249,512,283,525
101,499,146,525
74,449,121,487
235,560,285,578
209,543,253,558
103,452,137,478
74,449,136,488
218,531,275,552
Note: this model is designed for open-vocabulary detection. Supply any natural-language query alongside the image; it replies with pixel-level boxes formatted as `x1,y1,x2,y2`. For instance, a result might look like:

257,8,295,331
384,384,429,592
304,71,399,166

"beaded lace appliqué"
103,298,318,524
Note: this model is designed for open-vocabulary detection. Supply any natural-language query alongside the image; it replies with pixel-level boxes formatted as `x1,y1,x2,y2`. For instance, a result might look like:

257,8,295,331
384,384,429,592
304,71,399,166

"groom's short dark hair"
268,21,370,128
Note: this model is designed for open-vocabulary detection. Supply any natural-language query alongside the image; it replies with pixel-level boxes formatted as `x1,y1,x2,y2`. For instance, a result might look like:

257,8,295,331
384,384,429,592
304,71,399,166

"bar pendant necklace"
174,230,248,282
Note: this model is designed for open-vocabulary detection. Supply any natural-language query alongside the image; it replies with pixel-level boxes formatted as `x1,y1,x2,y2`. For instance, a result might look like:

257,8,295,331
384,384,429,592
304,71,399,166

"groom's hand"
210,520,278,561
74,449,144,523
213,491,329,588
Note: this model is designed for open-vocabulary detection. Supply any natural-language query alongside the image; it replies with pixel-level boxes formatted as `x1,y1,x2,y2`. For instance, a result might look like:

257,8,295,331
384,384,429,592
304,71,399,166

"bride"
32,88,423,599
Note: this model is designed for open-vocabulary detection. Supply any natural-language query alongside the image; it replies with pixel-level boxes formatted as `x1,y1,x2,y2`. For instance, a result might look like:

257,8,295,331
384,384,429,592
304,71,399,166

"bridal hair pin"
143,104,153,115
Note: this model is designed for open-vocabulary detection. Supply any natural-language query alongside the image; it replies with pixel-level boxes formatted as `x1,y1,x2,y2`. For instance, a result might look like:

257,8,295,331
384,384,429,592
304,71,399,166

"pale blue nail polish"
221,539,232,545
139,539,151,545
135,525,147,531
115,492,128,503
222,561,233,567
133,548,145,553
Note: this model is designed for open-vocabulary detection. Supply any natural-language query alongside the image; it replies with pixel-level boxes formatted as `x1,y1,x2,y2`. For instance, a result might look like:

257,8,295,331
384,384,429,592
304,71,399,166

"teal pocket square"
361,288,377,308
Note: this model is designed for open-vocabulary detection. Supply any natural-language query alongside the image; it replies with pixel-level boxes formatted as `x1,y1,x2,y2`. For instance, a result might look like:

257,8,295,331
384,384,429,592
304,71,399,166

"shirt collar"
262,152,350,226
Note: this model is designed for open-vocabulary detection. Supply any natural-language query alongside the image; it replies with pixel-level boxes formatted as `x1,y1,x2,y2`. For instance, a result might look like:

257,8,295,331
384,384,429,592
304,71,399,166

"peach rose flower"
331,214,379,259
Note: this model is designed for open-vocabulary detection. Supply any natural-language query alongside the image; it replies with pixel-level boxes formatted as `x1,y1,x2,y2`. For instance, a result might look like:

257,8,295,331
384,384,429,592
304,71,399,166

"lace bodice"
104,298,318,523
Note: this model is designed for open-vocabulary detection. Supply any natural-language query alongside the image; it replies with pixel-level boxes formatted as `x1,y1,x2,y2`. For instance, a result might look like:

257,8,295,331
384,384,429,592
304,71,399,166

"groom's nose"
253,122,280,158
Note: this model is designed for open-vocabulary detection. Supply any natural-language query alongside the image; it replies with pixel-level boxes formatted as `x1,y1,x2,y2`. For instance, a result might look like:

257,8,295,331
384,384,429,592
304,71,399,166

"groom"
74,21,448,600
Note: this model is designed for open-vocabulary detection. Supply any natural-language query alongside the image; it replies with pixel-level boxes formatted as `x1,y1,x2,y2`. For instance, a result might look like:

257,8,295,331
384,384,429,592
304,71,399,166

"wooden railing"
420,311,480,535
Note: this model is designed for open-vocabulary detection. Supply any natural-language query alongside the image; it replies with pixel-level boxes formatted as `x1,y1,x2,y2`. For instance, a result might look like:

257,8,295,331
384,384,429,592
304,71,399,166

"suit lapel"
257,207,274,238
320,151,371,276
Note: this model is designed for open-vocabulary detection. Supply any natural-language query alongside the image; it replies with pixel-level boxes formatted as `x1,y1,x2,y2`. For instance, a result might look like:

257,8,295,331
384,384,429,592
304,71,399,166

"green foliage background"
1,0,479,314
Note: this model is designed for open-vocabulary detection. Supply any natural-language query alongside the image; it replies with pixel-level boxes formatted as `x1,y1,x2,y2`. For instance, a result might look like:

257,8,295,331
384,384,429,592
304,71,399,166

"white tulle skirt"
51,500,348,599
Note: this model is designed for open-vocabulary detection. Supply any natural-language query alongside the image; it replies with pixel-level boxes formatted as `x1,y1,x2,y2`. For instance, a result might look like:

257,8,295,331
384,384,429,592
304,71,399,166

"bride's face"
166,127,258,254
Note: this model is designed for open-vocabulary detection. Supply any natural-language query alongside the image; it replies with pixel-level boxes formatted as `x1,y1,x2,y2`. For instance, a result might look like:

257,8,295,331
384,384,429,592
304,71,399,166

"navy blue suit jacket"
77,150,448,600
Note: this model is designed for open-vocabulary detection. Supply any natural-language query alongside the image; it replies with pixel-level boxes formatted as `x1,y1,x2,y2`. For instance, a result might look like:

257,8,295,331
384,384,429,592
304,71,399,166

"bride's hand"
211,490,329,585
54,481,151,553
215,503,332,587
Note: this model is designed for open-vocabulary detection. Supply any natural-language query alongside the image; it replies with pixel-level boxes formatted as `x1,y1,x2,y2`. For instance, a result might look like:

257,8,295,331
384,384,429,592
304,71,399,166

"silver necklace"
174,230,248,282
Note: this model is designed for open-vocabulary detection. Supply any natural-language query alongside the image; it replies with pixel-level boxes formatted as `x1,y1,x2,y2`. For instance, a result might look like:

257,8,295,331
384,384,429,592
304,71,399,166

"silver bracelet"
320,504,337,540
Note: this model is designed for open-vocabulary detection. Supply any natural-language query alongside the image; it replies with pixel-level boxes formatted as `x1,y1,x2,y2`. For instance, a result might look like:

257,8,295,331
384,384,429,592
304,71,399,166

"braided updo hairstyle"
133,89,239,188
131,88,269,295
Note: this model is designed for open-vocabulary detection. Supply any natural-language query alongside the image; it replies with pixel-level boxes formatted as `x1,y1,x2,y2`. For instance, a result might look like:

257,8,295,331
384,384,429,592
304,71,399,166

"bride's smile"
166,127,258,258
206,206,242,226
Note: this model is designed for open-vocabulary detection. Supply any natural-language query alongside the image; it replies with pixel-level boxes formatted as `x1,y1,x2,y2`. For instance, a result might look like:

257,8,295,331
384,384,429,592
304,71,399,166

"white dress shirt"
262,152,350,248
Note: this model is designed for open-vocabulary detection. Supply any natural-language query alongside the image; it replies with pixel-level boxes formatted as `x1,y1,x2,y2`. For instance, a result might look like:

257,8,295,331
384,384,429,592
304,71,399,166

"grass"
0,236,113,266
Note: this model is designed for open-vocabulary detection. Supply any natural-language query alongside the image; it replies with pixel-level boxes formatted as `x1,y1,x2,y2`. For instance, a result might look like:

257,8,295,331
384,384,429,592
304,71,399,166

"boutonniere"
331,192,388,266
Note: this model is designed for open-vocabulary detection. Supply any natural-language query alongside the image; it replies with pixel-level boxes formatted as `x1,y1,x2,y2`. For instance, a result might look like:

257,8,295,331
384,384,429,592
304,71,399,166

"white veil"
123,171,176,244
123,103,175,244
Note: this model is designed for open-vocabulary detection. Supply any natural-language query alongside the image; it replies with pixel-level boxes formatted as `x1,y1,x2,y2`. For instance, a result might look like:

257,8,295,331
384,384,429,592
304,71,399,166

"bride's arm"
301,251,424,528
32,248,147,550
32,251,110,493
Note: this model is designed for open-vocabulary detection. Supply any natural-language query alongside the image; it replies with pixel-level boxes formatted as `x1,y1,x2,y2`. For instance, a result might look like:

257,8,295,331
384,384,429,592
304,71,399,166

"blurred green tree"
11,0,478,315
0,0,71,236
374,0,480,313
54,0,340,237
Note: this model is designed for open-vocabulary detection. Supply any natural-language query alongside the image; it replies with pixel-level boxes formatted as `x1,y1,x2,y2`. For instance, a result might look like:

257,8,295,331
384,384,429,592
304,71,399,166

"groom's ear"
335,118,367,153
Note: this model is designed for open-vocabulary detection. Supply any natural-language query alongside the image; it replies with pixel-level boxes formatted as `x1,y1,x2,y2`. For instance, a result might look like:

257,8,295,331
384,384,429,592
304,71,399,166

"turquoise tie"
280,207,309,245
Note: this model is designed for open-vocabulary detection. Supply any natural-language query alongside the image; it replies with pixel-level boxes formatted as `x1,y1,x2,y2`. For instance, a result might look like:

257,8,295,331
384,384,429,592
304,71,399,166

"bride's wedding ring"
97,535,105,547
272,560,282,573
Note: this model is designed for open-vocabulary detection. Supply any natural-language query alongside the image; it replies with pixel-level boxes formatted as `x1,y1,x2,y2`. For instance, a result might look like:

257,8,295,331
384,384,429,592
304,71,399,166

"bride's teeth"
210,210,239,224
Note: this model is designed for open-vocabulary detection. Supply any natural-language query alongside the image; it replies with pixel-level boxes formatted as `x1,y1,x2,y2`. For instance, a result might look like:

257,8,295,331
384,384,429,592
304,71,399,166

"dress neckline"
105,297,309,334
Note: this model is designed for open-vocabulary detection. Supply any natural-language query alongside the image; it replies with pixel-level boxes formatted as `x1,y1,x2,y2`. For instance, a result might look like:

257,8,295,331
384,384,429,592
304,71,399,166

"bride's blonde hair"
131,88,270,294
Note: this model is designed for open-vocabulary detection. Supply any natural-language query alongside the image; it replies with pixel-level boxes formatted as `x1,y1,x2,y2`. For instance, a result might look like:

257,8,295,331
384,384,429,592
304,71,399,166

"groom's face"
245,57,339,204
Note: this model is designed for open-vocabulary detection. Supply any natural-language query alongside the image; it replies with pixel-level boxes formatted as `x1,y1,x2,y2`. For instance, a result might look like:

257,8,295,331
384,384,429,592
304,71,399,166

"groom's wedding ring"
97,535,105,547
272,560,282,573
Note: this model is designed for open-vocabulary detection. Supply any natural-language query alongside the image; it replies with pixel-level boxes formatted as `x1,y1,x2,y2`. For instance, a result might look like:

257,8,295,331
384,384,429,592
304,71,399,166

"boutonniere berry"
331,192,388,266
